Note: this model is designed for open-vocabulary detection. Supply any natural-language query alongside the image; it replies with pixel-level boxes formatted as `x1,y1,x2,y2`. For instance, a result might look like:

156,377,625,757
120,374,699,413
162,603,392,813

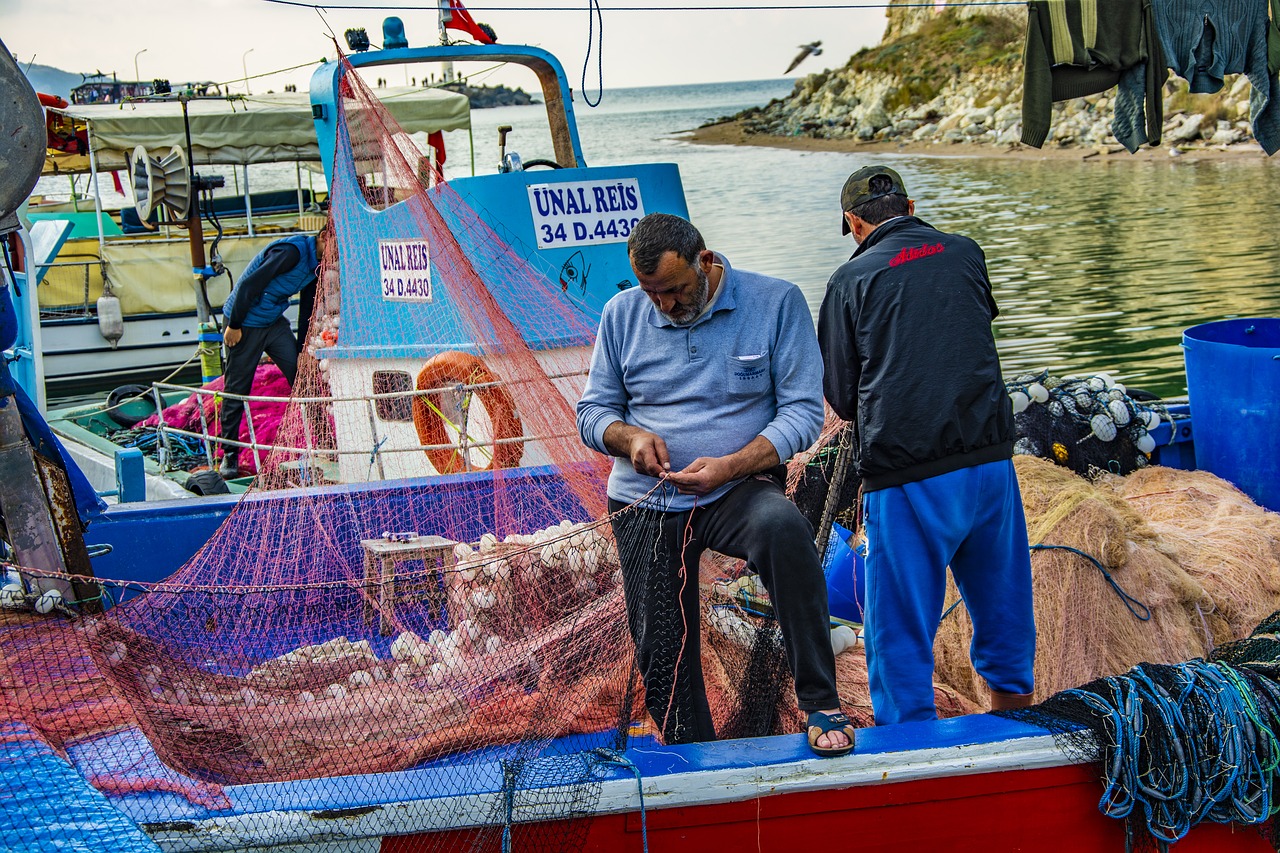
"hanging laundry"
1151,0,1280,154
1269,0,1280,74
1022,0,1168,152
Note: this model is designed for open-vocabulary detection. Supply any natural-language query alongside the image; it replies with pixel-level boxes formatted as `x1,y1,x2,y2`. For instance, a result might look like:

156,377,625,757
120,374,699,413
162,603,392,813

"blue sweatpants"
863,459,1036,725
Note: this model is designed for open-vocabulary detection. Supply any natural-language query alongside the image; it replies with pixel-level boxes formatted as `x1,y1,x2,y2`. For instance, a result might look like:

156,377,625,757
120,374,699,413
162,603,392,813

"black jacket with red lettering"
817,215,1014,492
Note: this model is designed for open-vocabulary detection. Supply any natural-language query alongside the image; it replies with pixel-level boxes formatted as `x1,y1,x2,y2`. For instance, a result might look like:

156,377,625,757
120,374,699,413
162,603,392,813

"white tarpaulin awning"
43,87,471,174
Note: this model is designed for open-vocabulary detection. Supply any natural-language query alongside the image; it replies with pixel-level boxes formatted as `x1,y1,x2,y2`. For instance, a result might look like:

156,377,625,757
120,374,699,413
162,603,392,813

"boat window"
372,370,414,421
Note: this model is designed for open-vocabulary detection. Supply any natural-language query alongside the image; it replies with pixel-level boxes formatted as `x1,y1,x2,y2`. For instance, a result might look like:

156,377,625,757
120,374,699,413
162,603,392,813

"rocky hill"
440,81,537,108
715,1,1264,154
18,63,82,100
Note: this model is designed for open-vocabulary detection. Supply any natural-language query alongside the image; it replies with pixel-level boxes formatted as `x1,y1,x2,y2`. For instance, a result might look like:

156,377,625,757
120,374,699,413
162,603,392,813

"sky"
1,0,888,93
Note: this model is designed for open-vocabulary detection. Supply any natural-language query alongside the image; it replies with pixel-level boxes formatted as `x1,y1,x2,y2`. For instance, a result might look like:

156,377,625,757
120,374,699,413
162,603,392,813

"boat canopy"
42,87,472,175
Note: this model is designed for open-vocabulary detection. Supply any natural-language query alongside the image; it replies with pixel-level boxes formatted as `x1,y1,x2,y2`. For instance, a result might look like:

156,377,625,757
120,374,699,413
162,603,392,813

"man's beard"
664,266,709,326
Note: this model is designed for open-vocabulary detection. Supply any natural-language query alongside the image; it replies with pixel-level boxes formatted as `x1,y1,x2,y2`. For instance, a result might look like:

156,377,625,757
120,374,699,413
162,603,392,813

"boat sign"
528,178,645,249
379,239,433,302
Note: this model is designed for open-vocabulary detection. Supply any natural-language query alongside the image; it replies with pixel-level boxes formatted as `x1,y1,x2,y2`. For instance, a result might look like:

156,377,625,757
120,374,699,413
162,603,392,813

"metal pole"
85,124,106,255
243,165,254,237
180,96,212,324
241,49,255,96
14,227,47,412
133,48,147,85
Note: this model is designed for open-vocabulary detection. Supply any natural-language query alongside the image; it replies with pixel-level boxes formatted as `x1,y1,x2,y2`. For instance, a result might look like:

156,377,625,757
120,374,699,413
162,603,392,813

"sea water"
39,77,1280,399
470,78,1280,398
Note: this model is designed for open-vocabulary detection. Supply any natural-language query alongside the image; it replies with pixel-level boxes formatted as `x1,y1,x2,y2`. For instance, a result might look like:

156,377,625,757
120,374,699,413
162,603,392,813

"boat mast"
178,93,214,324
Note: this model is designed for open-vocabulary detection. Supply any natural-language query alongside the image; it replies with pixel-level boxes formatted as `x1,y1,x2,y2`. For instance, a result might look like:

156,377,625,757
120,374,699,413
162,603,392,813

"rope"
1,240,22,298
1031,544,1152,622
591,748,649,853
367,435,390,470
940,544,1151,625
1048,660,1280,844
53,348,204,422
581,0,605,107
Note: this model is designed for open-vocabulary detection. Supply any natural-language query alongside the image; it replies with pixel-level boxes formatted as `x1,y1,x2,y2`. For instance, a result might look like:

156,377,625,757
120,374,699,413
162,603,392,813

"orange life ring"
413,351,524,474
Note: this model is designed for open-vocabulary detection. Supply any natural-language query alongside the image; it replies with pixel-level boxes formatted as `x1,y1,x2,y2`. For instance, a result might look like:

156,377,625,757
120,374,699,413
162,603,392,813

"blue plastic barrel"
823,521,866,623
1183,318,1280,512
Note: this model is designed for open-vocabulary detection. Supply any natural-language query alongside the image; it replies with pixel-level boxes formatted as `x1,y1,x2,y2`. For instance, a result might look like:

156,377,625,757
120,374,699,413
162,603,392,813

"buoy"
0,582,25,609
96,293,124,348
1090,414,1118,442
830,624,860,656
34,587,62,615
1009,390,1030,414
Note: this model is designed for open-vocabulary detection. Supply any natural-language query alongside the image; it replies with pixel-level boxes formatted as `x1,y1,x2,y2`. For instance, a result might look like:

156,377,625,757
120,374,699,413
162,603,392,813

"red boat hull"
391,764,1273,852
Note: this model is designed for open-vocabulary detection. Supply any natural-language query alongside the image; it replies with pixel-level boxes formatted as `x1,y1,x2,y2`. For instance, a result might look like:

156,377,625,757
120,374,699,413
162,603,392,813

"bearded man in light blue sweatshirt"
576,213,853,757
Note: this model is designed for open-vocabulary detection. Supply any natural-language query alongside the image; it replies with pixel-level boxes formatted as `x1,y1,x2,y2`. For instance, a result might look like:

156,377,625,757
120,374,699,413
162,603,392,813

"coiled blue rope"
1060,660,1279,844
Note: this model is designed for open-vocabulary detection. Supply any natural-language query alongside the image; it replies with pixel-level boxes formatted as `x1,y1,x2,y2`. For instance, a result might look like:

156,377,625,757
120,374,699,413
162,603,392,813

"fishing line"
214,58,330,93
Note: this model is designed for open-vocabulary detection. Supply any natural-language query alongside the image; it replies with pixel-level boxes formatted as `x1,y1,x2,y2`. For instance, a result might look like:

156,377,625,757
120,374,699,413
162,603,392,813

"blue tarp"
0,723,161,853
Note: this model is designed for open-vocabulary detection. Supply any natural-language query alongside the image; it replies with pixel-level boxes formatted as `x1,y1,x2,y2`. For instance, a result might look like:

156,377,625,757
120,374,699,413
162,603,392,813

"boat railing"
36,255,104,318
145,367,589,480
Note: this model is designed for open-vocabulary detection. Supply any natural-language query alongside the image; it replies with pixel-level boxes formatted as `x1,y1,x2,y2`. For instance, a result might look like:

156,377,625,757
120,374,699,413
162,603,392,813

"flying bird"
784,41,823,74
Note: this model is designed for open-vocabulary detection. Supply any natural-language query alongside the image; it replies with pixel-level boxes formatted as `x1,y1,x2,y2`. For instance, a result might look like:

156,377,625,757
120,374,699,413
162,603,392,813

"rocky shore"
694,2,1275,162
440,82,536,108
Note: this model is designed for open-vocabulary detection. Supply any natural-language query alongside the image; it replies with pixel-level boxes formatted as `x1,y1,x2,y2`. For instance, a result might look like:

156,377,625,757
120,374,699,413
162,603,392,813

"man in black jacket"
817,166,1036,725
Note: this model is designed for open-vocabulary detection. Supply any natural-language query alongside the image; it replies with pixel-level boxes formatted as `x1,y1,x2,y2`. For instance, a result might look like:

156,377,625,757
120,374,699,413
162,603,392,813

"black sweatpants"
219,317,298,446
609,471,840,744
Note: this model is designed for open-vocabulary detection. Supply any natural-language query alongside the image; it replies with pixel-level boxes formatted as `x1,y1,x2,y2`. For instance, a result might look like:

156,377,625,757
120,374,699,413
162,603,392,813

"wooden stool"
360,535,457,636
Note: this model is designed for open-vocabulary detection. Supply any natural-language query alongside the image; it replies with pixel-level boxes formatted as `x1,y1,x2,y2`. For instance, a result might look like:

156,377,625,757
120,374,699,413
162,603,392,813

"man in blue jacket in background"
218,227,327,478
577,213,853,757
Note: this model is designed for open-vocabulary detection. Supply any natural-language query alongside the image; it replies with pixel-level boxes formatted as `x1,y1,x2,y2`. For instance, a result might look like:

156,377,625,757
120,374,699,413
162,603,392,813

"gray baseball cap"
840,165,907,234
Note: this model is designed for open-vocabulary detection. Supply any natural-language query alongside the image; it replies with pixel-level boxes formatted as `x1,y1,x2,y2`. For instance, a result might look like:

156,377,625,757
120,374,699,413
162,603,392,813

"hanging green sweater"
1022,0,1168,151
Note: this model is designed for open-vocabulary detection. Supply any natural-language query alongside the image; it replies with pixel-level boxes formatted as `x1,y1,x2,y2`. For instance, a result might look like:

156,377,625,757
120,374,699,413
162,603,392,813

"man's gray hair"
627,213,705,275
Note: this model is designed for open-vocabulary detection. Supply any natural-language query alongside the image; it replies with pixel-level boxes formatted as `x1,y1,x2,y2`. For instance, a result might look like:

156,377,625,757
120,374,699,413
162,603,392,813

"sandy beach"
685,119,1278,164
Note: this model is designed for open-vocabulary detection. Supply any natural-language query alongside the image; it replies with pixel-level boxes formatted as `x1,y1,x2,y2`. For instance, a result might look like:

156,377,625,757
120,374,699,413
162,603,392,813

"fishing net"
1008,370,1167,479
934,455,1280,710
1117,466,1280,646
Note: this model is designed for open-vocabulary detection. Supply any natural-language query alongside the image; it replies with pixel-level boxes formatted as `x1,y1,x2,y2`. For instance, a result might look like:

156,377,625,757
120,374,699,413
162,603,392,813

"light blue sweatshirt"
576,253,824,510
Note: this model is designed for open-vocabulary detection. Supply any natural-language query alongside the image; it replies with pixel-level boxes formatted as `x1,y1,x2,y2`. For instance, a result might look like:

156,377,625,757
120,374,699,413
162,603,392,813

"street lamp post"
133,48,147,84
241,48,254,95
